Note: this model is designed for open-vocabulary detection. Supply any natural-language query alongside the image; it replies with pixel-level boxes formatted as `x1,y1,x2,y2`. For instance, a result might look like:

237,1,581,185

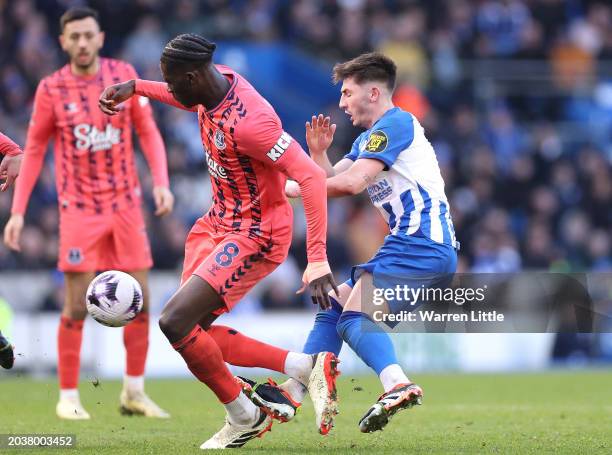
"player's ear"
370,86,380,103
58,34,66,51
186,71,197,86
98,31,105,49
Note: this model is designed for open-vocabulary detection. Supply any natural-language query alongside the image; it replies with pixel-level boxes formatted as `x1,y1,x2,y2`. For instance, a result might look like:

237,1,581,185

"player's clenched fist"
4,213,24,251
99,80,136,115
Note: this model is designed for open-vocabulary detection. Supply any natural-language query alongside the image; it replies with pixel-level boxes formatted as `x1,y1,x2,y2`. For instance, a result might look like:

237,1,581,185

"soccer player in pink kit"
0,131,23,370
99,34,340,449
3,8,172,419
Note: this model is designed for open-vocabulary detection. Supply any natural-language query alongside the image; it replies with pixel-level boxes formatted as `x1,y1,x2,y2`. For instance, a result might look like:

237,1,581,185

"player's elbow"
345,177,366,195
309,163,327,182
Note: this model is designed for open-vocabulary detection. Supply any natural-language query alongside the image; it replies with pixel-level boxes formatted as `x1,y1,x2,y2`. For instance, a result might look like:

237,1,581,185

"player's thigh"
64,271,96,319
58,212,108,273
344,273,383,318
192,235,284,315
126,269,150,312
327,280,354,308
104,208,153,271
159,275,225,343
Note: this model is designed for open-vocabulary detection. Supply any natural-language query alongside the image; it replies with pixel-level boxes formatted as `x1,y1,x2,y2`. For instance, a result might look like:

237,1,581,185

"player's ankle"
283,352,313,385
59,388,80,402
123,374,145,393
225,391,259,426
279,379,307,404
379,364,410,393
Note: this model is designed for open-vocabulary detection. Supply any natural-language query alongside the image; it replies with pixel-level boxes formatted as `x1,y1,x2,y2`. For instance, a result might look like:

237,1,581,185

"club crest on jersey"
214,130,226,150
267,131,292,162
365,130,388,153
74,123,121,152
206,152,228,179
67,248,83,265
64,102,78,113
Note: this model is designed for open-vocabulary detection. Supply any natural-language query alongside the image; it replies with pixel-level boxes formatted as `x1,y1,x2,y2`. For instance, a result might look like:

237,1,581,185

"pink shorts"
181,216,289,314
58,208,152,272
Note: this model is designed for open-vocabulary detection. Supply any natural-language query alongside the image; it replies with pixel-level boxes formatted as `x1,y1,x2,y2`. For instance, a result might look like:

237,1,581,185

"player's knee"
68,304,88,320
158,312,178,342
63,306,87,320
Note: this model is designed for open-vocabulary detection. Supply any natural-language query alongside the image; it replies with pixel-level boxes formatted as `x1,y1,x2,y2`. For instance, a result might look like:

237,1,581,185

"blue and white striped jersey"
345,107,457,248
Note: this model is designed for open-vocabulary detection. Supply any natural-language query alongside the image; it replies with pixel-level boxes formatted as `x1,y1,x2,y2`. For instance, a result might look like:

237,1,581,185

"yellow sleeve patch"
365,130,388,153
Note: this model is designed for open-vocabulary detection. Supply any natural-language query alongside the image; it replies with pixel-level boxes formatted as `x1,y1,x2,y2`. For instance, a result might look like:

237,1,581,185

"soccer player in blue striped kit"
242,53,458,433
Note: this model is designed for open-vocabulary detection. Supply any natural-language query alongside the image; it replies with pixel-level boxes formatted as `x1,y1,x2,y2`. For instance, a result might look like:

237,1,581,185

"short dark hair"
161,34,216,70
60,7,100,32
332,53,397,91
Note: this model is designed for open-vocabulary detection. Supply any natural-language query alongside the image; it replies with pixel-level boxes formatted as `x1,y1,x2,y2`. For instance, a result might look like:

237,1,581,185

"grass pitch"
1,371,611,454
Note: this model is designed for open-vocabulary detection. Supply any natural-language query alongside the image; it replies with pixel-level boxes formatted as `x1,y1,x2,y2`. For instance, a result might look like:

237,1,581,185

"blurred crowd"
0,0,611,311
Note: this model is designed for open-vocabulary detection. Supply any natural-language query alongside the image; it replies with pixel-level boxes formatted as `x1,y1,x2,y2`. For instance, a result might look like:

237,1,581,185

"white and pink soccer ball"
85,270,143,327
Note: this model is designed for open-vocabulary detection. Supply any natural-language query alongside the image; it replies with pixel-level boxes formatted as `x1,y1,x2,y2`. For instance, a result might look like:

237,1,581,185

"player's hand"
306,114,336,156
153,186,174,216
297,261,339,310
0,154,22,191
4,214,24,251
285,180,300,198
99,80,136,115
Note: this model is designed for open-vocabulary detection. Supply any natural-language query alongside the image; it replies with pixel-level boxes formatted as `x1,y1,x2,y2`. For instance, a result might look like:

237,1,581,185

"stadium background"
0,0,611,377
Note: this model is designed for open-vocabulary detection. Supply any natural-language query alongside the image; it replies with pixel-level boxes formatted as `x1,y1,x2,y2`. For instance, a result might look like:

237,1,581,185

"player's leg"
118,268,169,418
56,211,107,420
159,275,273,449
199,260,332,386
339,273,422,432
108,207,168,417
206,321,340,429
0,329,15,370
56,271,95,420
274,280,353,405
191,238,340,434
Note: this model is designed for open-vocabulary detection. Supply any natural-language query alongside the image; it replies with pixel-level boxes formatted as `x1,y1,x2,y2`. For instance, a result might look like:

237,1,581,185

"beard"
72,53,97,71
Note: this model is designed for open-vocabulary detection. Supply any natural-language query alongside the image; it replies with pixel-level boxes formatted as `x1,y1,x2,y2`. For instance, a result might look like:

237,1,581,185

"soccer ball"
86,271,143,327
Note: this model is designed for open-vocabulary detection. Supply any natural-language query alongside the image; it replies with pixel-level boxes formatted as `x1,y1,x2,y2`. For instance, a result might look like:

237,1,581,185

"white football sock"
59,389,79,401
283,352,313,386
279,378,307,403
379,364,410,392
225,392,259,426
124,375,144,393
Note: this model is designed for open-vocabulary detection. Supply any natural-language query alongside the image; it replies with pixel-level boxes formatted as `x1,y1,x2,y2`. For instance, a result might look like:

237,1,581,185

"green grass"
1,371,611,453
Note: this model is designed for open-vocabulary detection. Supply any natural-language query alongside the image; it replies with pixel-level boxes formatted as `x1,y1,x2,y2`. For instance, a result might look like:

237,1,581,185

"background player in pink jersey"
99,34,340,448
0,131,23,370
2,8,173,419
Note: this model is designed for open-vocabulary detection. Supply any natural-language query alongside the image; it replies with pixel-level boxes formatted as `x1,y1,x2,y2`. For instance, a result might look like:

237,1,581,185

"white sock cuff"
379,364,410,392
284,352,312,385
59,389,79,401
124,375,145,391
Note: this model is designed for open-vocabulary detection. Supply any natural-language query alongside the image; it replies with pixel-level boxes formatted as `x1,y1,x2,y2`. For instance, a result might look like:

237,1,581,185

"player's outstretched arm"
282,149,339,309
238,114,339,308
99,80,195,115
326,158,385,198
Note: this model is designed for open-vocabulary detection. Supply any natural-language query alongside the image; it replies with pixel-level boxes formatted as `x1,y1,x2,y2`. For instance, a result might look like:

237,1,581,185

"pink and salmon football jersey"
136,65,327,262
12,58,168,216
